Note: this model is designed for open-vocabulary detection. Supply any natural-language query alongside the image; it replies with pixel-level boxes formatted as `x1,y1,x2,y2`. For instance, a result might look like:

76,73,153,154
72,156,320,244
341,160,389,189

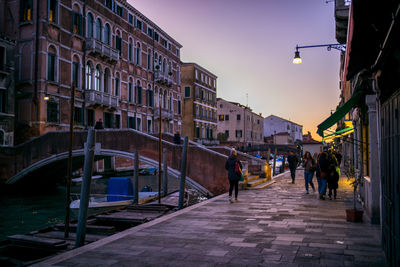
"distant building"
263,115,303,144
302,131,323,155
181,63,217,144
217,98,264,146
273,132,293,145
0,34,16,146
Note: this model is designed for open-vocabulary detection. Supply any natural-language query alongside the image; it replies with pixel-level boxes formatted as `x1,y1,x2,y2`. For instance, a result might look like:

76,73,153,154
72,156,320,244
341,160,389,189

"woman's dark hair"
304,151,311,159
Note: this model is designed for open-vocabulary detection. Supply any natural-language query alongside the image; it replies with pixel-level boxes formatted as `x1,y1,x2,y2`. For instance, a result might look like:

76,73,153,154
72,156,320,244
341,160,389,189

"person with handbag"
302,151,316,194
317,152,329,200
225,148,243,203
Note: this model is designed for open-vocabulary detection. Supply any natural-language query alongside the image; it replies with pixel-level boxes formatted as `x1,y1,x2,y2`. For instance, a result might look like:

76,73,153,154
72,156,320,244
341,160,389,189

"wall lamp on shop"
293,44,346,64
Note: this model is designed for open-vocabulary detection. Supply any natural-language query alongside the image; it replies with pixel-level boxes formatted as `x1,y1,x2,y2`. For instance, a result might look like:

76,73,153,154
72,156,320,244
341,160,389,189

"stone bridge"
0,130,267,195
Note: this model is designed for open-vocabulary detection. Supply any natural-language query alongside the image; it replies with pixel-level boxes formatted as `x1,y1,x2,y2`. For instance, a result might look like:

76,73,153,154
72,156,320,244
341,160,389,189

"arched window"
162,58,166,74
72,55,80,88
87,13,93,38
128,38,133,62
72,4,82,35
115,30,122,55
163,90,167,109
147,84,153,107
115,72,120,96
128,77,134,103
147,49,152,70
47,45,57,81
136,42,141,65
155,87,158,107
86,62,93,90
104,23,110,45
96,18,102,41
95,65,101,91
104,68,110,93
136,80,142,104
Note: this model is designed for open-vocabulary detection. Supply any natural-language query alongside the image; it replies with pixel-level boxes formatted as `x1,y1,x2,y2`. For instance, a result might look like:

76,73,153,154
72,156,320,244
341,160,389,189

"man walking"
287,151,299,184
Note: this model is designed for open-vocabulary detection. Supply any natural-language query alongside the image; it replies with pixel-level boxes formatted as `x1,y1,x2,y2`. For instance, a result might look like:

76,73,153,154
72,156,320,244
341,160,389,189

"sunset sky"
129,0,341,140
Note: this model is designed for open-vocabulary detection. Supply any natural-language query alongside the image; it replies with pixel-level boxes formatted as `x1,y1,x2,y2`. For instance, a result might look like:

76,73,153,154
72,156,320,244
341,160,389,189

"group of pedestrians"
291,149,342,200
224,147,342,203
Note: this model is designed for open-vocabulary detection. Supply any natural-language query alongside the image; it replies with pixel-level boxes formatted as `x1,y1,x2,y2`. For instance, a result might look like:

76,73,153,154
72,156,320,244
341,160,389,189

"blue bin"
107,177,133,202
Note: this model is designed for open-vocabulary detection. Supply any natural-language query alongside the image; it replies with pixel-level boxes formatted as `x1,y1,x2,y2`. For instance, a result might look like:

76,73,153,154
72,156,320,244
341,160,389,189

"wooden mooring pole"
178,137,189,210
162,148,168,197
64,85,75,238
133,150,139,205
75,128,95,248
272,148,278,176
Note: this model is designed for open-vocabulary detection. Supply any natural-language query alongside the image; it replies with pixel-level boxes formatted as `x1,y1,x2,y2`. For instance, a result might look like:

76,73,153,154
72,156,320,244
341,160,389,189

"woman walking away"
317,152,329,200
327,149,339,200
225,148,242,203
302,151,316,194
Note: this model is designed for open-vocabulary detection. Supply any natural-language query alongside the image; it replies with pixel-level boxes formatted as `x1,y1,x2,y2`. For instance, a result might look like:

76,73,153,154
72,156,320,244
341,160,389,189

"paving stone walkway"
37,170,386,266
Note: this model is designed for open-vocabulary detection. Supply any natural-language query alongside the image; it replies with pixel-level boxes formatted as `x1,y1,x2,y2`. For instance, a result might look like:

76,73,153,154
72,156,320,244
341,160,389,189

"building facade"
181,63,217,144
331,1,400,264
0,34,16,146
217,98,264,146
5,0,182,144
263,115,303,143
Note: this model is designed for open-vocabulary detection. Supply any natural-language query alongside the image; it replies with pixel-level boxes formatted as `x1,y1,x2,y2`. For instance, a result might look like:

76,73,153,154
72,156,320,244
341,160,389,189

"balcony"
154,70,173,87
154,108,174,120
85,90,119,109
86,38,119,63
196,138,220,146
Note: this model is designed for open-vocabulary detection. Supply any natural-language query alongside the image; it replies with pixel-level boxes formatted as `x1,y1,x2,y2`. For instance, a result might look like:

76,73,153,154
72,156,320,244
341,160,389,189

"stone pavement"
37,170,386,266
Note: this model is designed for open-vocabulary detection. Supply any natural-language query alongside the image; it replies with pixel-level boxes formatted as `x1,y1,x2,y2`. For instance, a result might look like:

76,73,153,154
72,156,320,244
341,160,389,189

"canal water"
0,174,181,241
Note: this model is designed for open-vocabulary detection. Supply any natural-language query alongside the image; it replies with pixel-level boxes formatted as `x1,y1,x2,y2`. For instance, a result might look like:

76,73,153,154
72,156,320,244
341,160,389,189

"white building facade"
263,115,303,143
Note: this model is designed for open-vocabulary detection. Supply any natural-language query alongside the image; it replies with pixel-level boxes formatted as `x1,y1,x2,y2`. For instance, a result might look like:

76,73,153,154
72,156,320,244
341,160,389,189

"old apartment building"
217,98,264,146
181,63,217,144
5,0,182,143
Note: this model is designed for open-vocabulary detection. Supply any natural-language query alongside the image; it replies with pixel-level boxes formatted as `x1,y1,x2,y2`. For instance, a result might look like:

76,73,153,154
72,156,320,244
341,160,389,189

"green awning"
317,91,364,137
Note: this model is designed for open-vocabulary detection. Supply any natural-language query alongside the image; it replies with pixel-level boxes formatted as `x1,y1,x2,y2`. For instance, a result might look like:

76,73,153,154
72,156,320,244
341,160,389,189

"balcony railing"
85,89,119,108
154,70,173,87
196,138,220,146
154,108,174,120
86,38,119,63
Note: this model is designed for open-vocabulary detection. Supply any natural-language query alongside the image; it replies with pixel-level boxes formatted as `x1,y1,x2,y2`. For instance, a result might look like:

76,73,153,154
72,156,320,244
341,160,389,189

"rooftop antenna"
246,93,248,107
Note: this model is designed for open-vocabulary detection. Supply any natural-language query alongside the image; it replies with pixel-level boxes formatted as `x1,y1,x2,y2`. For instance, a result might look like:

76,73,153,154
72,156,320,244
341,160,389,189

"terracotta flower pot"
346,209,363,222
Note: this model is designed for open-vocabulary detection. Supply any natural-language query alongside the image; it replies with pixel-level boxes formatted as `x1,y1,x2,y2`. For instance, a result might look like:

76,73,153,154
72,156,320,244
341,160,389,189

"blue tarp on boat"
107,177,133,202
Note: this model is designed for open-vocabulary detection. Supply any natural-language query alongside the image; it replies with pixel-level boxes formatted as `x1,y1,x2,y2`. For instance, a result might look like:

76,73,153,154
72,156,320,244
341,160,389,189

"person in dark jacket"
327,149,339,200
94,118,104,129
225,148,242,203
302,151,316,194
287,151,298,184
317,152,329,200
173,131,181,145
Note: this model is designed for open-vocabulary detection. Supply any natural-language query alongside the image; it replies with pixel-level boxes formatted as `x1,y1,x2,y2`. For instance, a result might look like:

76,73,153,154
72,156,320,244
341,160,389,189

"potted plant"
168,71,172,76
155,65,160,70
344,160,363,222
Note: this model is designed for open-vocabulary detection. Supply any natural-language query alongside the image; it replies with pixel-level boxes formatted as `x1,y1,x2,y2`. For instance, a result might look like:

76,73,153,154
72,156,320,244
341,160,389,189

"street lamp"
293,44,346,64
293,50,302,64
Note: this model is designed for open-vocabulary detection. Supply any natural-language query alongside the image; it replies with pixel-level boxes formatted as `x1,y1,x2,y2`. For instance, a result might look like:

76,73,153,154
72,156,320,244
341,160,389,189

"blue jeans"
304,171,315,192
316,176,327,195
